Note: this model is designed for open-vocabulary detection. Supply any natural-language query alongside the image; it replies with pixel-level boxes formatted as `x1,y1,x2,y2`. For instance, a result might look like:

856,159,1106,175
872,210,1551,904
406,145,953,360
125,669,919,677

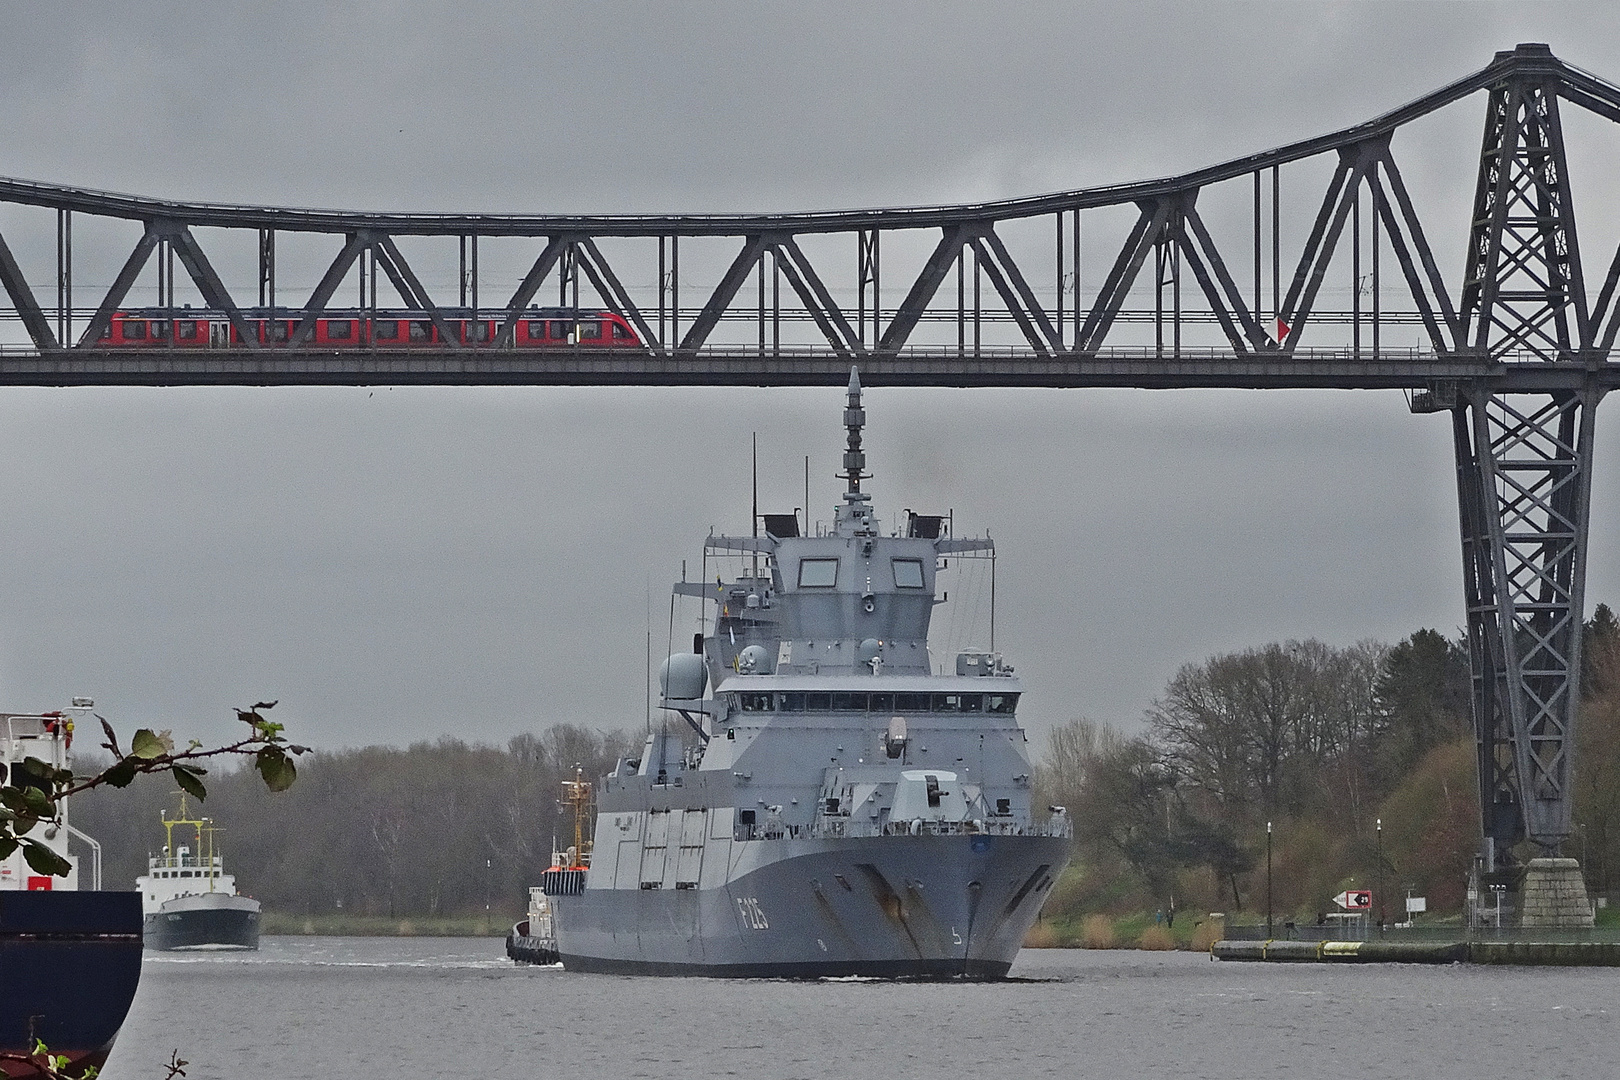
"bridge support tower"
1437,47,1607,922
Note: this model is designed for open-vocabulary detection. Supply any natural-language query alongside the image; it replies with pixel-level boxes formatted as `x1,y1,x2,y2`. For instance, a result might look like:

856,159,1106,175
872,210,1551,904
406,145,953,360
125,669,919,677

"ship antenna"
841,367,868,504
751,431,759,583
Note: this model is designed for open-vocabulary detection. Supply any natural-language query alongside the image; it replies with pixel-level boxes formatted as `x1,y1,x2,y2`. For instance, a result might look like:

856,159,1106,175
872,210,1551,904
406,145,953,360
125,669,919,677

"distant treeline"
1035,606,1620,927
71,725,639,920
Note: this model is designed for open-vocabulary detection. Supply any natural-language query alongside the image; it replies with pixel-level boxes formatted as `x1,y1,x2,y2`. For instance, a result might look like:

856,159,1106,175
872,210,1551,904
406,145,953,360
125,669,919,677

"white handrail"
65,824,101,891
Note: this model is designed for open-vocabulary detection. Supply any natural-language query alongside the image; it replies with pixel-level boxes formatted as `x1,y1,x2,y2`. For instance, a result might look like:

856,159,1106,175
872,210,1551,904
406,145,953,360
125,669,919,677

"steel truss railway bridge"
1,43,1618,876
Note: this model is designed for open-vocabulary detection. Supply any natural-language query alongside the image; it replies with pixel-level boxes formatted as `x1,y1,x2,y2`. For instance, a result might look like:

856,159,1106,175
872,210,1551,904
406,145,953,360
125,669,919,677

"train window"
178,321,199,341
467,322,492,343
894,693,929,711
892,559,924,588
123,320,147,340
579,320,602,340
269,322,289,343
409,320,432,343
549,321,569,340
986,693,1019,714
526,320,547,339
373,320,398,341
150,320,169,340
327,321,352,341
798,558,838,587
612,322,634,340
804,693,832,711
832,692,867,712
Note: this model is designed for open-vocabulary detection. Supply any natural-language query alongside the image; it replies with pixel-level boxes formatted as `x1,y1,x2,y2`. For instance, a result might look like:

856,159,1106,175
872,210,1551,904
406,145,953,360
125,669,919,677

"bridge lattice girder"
0,43,1618,861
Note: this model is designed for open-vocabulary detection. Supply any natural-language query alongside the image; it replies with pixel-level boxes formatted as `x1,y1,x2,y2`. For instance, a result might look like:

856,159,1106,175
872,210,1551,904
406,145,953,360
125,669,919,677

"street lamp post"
1376,818,1385,936
1266,821,1273,939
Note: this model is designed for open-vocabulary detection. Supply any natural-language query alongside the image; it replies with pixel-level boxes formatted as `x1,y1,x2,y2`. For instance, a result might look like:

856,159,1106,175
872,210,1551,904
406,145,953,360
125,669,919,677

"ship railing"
735,818,1073,842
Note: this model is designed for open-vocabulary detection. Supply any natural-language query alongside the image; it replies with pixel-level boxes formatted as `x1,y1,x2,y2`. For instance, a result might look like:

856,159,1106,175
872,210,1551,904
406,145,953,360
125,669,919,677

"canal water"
105,939,1615,1079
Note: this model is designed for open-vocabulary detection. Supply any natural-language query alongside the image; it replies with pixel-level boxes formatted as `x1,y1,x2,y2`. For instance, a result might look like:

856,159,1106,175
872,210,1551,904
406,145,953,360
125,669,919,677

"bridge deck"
3,347,1613,391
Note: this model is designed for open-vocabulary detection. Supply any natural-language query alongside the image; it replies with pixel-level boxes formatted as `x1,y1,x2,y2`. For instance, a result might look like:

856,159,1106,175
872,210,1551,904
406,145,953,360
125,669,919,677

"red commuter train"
97,308,641,348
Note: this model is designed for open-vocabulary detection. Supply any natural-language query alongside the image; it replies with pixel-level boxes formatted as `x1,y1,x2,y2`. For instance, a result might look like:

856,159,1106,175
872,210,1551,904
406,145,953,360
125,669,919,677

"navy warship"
534,370,1070,978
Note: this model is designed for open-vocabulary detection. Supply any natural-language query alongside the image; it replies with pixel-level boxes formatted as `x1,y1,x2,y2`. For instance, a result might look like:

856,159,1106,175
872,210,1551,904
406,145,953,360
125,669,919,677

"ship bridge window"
894,693,929,711
832,692,866,711
738,692,775,712
987,694,1019,714
868,692,893,712
892,558,924,588
798,559,838,587
934,694,961,712
782,692,805,711
805,692,832,711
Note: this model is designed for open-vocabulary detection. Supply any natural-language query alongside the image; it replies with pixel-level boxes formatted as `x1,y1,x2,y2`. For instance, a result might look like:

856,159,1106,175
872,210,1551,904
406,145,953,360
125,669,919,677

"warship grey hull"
525,370,1072,979
553,833,1065,978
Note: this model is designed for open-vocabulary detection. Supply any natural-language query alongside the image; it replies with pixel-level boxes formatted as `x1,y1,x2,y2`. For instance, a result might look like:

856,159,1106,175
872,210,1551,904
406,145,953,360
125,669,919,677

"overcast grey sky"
0,2,1617,753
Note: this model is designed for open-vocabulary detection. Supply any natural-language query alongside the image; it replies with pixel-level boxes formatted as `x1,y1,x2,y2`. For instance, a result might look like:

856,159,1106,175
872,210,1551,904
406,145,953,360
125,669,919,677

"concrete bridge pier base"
1518,858,1595,928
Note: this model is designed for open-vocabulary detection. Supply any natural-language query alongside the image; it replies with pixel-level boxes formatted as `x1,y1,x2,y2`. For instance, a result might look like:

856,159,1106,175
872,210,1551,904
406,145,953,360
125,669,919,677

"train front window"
612,322,633,340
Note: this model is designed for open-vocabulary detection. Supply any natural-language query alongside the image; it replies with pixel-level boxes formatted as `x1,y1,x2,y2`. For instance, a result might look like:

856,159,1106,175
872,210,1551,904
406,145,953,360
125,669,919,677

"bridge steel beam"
0,44,1619,872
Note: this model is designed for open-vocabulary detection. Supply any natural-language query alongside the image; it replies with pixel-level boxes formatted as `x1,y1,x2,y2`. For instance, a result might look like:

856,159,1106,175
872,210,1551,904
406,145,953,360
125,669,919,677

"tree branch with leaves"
0,701,306,879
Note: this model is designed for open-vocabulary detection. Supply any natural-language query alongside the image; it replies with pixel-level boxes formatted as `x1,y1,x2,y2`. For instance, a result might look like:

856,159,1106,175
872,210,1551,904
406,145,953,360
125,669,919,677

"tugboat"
0,701,143,1077
507,768,591,965
136,796,261,950
534,370,1071,978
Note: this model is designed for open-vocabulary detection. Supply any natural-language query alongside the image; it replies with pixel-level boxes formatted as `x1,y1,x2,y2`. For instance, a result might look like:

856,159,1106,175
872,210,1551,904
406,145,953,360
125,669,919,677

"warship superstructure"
539,370,1070,977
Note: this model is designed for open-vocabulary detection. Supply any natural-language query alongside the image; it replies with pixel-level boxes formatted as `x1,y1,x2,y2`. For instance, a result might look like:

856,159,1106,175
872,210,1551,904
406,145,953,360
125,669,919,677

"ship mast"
836,367,875,537
561,766,593,869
